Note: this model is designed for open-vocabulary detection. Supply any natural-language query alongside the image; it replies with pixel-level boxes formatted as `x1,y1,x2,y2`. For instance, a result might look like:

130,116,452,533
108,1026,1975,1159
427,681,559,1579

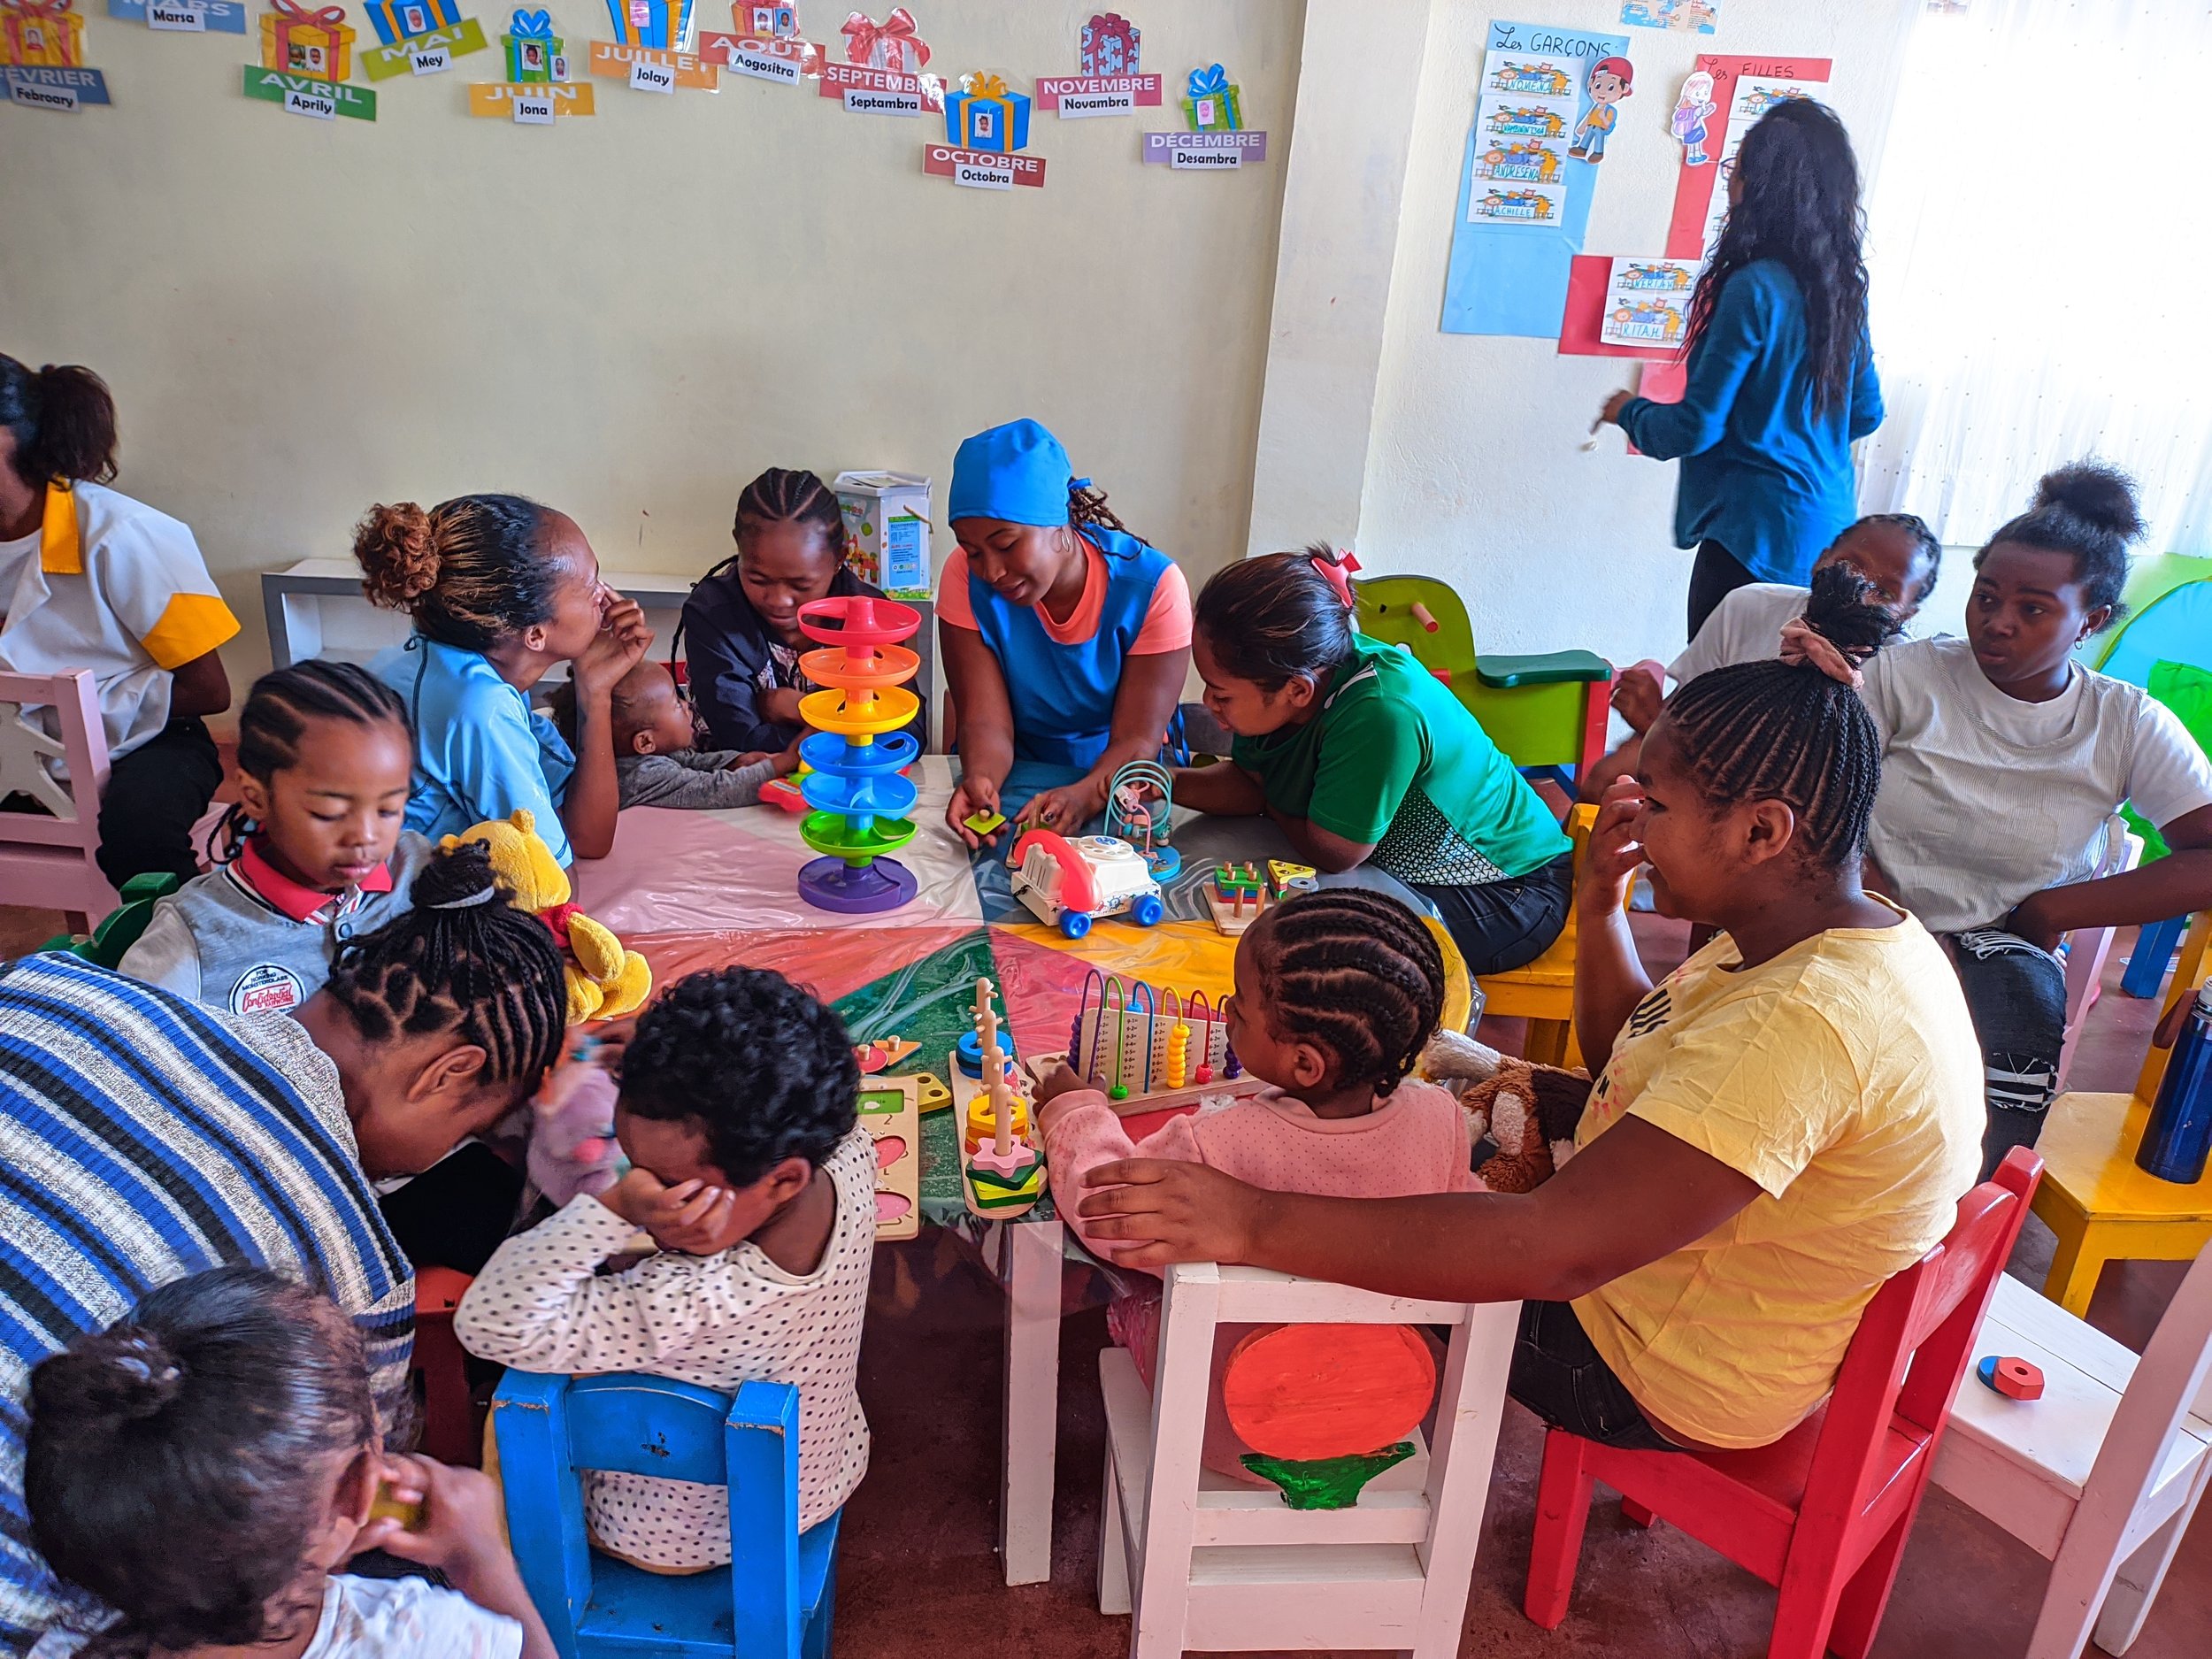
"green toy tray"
1475,649,1612,689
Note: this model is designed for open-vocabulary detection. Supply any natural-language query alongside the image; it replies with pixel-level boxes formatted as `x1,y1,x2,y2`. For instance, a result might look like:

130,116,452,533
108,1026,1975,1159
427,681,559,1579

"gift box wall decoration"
500,5,560,79
259,0,352,78
363,0,457,44
358,0,487,80
698,0,819,83
603,0,693,50
1181,60,1240,130
2,0,84,63
818,0,934,111
840,3,922,71
1037,8,1157,116
943,68,1027,152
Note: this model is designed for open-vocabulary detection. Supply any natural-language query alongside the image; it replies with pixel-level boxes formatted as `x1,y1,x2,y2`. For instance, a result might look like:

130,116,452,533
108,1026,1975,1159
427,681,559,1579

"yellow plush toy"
440,810,651,1023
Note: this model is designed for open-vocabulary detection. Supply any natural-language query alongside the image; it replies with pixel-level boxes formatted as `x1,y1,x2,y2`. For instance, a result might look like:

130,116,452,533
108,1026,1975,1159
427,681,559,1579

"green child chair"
1353,574,1613,787
38,871,182,968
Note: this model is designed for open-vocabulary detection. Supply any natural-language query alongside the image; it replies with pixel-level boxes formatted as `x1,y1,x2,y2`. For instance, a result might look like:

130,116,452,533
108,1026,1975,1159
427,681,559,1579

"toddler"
455,966,873,1571
550,659,795,810
120,662,429,1016
1038,887,1482,1479
26,1266,551,1659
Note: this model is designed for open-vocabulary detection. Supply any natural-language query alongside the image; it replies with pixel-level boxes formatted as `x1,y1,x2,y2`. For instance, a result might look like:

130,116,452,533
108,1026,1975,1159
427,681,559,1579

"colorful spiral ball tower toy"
793,595,923,914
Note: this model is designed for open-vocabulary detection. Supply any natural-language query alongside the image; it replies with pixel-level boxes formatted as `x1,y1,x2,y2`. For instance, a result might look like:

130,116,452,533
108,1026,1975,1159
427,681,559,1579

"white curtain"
1860,0,2212,555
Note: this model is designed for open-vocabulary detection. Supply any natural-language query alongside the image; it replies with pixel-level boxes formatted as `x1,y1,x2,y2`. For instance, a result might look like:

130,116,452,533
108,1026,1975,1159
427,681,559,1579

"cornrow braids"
1248,888,1446,1098
211,661,411,865
1068,480,1148,547
1851,511,1944,599
322,841,566,1094
1659,563,1895,871
733,466,846,556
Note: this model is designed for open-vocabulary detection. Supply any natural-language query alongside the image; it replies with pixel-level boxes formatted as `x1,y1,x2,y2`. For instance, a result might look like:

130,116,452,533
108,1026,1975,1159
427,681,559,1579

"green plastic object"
1241,1441,1417,1510
1353,573,1607,770
39,871,182,968
2122,660,2212,864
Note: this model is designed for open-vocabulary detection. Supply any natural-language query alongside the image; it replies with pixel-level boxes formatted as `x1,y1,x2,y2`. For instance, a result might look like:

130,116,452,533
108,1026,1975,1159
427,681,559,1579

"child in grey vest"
121,663,427,1015
550,659,797,810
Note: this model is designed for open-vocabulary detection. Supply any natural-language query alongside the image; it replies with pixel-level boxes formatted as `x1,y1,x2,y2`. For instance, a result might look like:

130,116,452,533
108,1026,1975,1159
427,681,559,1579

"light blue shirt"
371,634,576,865
1618,259,1884,587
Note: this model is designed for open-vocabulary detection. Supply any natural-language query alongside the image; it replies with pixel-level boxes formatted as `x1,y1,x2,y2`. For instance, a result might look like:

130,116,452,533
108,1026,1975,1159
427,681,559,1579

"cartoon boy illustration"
1570,56,1633,162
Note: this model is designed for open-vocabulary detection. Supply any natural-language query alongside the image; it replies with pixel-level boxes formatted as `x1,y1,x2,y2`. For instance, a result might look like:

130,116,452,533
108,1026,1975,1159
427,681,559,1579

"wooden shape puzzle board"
859,1074,920,1240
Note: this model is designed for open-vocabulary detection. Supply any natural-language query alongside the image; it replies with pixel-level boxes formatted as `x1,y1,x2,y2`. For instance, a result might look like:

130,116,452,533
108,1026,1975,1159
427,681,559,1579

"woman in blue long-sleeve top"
1602,99,1885,636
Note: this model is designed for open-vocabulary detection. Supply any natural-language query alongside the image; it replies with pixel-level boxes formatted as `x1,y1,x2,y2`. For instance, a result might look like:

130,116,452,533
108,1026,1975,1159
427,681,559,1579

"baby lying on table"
553,659,798,809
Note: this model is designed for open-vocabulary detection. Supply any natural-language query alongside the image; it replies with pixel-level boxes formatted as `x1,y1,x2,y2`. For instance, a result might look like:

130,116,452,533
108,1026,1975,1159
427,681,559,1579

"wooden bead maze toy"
1025,968,1268,1115
951,977,1045,1217
792,595,923,914
1105,757,1179,879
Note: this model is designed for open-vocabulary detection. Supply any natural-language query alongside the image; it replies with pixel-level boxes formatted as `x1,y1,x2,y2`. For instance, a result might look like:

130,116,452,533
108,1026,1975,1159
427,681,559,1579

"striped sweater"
0,954,414,1655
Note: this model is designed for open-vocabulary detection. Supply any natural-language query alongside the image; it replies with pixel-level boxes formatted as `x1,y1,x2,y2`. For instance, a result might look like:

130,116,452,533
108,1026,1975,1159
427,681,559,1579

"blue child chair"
490,1371,840,1659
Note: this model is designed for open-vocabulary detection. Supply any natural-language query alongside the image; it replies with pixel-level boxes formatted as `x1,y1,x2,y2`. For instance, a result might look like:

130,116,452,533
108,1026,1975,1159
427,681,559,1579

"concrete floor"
4,903,2206,1656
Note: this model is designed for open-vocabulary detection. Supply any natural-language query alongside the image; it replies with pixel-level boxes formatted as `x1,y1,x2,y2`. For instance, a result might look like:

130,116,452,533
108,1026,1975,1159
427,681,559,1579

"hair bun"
2033,462,2144,544
1797,561,1905,662
353,502,442,611
40,1330,183,1424
411,838,501,911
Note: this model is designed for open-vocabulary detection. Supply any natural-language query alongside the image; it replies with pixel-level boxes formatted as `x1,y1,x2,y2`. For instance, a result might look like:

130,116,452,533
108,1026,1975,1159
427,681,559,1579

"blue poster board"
1441,19,1630,338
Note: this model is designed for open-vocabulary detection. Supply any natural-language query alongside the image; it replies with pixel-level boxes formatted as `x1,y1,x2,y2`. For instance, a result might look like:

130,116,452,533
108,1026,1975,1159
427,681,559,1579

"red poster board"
1665,54,1832,260
1557,254,1680,359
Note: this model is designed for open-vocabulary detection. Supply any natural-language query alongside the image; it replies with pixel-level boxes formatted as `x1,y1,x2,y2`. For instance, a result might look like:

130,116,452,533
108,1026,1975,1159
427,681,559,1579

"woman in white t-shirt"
1583,513,1942,803
1861,465,2212,1175
0,357,240,886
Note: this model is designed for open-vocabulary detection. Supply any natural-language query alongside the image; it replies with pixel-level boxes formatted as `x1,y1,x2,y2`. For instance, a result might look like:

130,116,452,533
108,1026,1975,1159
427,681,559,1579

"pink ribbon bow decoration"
1310,548,1362,610
272,0,349,25
841,5,926,72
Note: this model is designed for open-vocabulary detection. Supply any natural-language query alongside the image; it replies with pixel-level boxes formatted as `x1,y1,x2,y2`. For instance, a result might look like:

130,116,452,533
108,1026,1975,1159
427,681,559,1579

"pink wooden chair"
0,668,116,933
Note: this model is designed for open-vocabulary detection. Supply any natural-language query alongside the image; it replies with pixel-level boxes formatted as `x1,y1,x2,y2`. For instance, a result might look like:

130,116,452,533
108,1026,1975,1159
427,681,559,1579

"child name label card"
589,39,716,88
3,65,109,106
467,77,594,114
1597,257,1698,347
111,0,249,30
242,63,376,119
1141,129,1265,166
362,17,485,79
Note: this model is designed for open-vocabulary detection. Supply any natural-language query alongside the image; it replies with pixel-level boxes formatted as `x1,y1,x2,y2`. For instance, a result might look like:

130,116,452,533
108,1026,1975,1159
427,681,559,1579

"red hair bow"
1311,548,1361,610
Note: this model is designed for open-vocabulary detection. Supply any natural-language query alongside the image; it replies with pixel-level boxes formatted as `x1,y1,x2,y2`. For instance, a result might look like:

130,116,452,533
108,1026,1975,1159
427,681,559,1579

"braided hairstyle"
27,1268,375,1659
322,841,566,1094
352,494,561,651
1246,889,1445,1099
211,661,411,864
1193,544,1356,688
1069,478,1146,545
0,355,118,488
1837,511,1944,603
1977,461,2143,629
1658,563,1898,870
619,966,858,1187
733,465,845,555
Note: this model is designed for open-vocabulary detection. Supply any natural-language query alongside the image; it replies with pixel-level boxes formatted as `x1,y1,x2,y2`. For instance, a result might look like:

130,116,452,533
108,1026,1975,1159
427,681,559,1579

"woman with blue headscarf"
938,419,1192,848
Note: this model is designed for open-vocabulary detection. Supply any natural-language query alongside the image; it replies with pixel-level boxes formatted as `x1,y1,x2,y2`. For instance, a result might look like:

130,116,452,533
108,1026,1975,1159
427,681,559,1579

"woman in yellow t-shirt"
1071,569,1987,1452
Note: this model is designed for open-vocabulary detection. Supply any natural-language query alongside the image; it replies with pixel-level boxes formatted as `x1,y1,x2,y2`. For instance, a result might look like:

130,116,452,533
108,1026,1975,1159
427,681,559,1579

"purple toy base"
798,856,918,915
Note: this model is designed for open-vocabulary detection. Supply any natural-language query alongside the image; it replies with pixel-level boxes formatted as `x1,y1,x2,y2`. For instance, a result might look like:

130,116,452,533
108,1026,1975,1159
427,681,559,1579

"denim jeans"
1949,928,2070,1181
1508,1300,1679,1451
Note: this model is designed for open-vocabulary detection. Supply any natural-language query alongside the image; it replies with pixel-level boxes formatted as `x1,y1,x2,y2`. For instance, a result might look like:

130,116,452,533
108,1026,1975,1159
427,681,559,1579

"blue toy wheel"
1131,895,1164,927
1060,910,1093,940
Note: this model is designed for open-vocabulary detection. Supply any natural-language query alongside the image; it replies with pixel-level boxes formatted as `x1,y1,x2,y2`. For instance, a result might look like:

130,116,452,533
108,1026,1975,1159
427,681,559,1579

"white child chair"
1094,1261,1517,1659
2055,818,2146,1091
0,668,117,931
1932,1251,2212,1656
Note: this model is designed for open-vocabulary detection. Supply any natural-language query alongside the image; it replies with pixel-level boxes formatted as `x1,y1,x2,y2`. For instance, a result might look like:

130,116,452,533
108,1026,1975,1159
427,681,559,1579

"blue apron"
967,526,1172,772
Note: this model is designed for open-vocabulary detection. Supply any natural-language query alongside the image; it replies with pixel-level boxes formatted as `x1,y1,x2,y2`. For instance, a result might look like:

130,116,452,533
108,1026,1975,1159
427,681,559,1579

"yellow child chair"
2032,910,2212,1316
1353,575,1613,786
1477,803,1599,1069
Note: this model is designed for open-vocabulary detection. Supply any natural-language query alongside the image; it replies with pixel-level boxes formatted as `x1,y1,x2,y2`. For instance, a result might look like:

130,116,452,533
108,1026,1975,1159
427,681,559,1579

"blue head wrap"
949,419,1086,527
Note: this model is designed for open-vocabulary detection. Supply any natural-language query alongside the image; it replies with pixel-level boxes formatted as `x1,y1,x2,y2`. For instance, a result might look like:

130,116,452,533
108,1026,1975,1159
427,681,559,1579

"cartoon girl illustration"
1671,69,1717,165
1570,56,1633,163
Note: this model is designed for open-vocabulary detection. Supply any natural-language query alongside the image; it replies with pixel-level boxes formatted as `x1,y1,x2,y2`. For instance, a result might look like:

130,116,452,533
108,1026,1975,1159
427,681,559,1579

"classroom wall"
1347,0,1920,670
0,0,1300,681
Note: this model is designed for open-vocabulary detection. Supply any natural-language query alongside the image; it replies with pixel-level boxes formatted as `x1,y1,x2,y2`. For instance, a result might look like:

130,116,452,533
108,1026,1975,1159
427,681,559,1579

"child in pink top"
1036,888,1481,1479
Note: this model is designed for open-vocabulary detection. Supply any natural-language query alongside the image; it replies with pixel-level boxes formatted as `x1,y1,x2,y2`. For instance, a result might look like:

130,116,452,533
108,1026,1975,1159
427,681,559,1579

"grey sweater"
617,749,780,810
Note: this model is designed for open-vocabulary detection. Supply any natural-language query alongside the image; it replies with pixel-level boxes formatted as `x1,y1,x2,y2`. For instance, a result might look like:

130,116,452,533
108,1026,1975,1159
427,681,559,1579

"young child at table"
455,967,873,1571
1583,513,1944,803
26,1266,554,1659
119,662,430,1016
356,495,651,866
1036,888,1481,1480
1175,549,1571,976
940,419,1191,849
680,466,925,756
549,658,795,810
1857,464,2212,1173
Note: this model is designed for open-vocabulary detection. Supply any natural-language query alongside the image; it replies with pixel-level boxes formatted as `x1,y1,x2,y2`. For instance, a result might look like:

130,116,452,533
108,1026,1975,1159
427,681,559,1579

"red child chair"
1523,1147,2042,1659
411,1267,481,1467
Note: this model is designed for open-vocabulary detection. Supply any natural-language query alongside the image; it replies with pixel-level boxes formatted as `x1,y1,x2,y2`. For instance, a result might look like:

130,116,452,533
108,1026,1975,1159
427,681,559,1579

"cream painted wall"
0,0,1300,680
1355,0,1919,670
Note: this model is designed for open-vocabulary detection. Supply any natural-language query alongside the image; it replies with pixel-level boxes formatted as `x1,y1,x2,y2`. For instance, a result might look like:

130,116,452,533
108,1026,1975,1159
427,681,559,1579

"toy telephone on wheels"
792,595,923,914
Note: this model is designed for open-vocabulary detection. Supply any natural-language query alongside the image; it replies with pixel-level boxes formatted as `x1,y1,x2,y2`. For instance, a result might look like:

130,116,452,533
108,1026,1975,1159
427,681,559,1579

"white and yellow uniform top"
0,480,240,757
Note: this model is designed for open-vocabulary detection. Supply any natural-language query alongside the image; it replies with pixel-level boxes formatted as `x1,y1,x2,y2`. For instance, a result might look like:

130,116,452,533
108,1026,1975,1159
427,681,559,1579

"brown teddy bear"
1460,1058,1592,1194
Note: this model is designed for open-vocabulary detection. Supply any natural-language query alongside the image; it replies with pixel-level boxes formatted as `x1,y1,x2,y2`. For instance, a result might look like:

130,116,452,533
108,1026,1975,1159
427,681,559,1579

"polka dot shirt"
454,1127,876,1568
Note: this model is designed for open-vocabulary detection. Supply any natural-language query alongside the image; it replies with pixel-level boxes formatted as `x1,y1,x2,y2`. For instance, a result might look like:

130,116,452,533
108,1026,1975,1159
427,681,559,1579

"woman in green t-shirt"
1172,548,1572,974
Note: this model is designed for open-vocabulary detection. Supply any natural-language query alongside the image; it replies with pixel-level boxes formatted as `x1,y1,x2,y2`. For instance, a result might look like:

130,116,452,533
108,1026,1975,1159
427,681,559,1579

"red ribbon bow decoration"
841,5,926,71
271,0,349,25
1311,548,1362,610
